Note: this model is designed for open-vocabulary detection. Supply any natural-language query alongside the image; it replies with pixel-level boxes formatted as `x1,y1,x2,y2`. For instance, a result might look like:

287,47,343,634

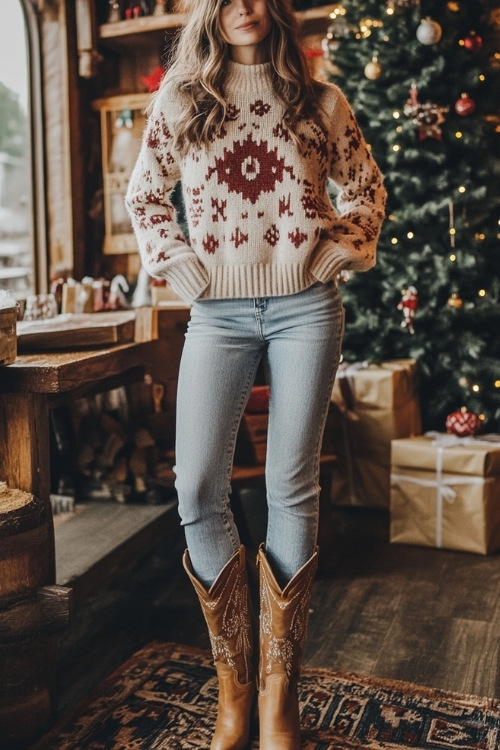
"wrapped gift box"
325,359,421,508
390,435,500,554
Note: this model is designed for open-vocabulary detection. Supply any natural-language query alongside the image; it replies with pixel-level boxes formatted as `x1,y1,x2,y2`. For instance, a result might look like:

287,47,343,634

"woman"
126,1,386,747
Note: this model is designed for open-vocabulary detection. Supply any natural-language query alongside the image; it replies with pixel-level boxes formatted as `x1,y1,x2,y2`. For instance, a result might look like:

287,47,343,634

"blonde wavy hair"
152,0,324,156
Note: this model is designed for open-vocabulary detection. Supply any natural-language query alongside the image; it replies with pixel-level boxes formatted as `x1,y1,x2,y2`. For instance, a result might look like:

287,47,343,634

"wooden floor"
48,491,500,728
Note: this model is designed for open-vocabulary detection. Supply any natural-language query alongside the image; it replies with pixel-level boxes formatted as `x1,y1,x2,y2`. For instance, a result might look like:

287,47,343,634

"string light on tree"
448,201,456,248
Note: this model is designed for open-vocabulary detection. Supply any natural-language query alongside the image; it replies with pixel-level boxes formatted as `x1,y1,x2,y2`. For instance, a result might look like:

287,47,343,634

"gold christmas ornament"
364,54,382,80
447,292,464,309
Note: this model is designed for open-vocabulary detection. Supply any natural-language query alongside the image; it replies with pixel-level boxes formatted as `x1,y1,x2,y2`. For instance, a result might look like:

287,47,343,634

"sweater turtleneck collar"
225,60,274,95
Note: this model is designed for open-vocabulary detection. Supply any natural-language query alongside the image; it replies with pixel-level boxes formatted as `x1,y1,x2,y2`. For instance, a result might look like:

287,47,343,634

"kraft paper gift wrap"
390,434,500,554
326,359,422,508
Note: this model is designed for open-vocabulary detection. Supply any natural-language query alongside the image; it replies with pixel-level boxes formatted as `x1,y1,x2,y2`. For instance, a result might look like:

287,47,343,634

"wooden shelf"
98,11,186,48
98,5,338,49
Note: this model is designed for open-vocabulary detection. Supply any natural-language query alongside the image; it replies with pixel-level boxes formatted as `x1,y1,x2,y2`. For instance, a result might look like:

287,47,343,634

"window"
0,0,41,298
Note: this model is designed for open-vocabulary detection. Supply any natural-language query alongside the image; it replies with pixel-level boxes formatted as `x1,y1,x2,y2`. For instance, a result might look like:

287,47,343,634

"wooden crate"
0,307,17,365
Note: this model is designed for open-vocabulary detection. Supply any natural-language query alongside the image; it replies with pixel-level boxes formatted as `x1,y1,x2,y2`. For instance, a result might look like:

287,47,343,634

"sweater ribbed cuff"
165,256,210,303
309,242,350,283
148,255,209,303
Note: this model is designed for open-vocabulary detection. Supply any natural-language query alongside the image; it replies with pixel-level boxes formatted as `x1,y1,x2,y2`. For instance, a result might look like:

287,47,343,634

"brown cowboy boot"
257,544,318,750
183,546,255,750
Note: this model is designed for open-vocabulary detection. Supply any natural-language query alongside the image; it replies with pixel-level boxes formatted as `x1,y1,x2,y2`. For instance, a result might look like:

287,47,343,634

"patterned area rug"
32,641,500,749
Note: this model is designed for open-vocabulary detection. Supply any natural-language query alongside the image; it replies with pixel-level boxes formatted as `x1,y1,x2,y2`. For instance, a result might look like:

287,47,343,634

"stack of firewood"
50,379,176,508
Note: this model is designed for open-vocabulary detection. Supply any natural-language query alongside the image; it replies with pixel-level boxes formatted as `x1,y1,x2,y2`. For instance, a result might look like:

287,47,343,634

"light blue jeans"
175,281,345,587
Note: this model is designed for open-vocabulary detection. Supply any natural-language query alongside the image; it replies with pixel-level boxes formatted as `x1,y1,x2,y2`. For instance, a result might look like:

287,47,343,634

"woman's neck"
229,41,269,66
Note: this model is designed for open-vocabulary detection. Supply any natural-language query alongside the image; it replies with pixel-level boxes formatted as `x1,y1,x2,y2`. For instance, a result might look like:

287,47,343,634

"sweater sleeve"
125,98,209,302
309,86,387,283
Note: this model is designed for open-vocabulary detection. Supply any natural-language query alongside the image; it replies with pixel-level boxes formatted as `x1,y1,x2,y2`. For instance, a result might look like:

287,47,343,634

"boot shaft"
257,545,318,688
183,545,254,685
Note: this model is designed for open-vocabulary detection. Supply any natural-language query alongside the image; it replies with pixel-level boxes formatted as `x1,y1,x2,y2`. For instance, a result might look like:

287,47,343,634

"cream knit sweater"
126,61,386,302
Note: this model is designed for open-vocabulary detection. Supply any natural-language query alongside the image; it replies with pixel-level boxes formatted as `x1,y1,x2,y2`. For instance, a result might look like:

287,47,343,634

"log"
0,585,72,641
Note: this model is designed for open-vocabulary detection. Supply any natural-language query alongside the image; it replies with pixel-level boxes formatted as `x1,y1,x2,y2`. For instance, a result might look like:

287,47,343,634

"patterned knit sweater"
125,61,387,302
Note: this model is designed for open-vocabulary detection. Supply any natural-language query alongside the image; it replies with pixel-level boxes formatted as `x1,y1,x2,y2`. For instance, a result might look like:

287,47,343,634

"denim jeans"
175,281,345,587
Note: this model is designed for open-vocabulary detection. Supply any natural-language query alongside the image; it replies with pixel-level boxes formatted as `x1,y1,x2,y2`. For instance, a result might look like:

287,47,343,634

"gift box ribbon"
391,445,494,548
425,431,500,448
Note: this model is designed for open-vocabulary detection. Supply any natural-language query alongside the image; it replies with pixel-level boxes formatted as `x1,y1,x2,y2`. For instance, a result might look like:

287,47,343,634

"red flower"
141,65,166,93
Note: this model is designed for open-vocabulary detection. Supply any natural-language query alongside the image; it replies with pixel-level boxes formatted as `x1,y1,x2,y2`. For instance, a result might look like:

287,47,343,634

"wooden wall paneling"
65,0,87,282
41,0,74,278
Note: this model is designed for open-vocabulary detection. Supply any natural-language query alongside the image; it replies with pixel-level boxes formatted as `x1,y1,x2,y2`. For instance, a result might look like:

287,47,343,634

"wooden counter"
0,341,157,583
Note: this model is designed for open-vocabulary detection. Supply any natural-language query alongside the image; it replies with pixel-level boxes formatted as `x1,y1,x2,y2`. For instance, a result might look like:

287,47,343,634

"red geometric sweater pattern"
125,61,387,302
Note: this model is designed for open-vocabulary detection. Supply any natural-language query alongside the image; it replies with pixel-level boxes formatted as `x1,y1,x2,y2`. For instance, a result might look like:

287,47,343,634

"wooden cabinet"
93,93,149,254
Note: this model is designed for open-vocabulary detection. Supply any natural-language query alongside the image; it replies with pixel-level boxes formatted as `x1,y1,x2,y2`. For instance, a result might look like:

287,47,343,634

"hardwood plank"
307,574,403,674
432,618,499,697
55,499,178,607
371,581,451,686
17,312,136,352
0,341,156,394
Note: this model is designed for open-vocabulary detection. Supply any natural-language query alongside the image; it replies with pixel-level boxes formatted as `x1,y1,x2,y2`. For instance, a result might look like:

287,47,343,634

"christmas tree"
322,0,500,431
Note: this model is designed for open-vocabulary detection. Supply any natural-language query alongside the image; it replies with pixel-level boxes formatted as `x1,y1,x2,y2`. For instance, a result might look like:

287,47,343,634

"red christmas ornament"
463,31,483,52
455,93,476,116
397,285,418,333
445,406,481,437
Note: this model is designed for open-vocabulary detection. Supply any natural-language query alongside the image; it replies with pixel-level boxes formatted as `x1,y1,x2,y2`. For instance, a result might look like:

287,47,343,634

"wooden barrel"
0,485,57,746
